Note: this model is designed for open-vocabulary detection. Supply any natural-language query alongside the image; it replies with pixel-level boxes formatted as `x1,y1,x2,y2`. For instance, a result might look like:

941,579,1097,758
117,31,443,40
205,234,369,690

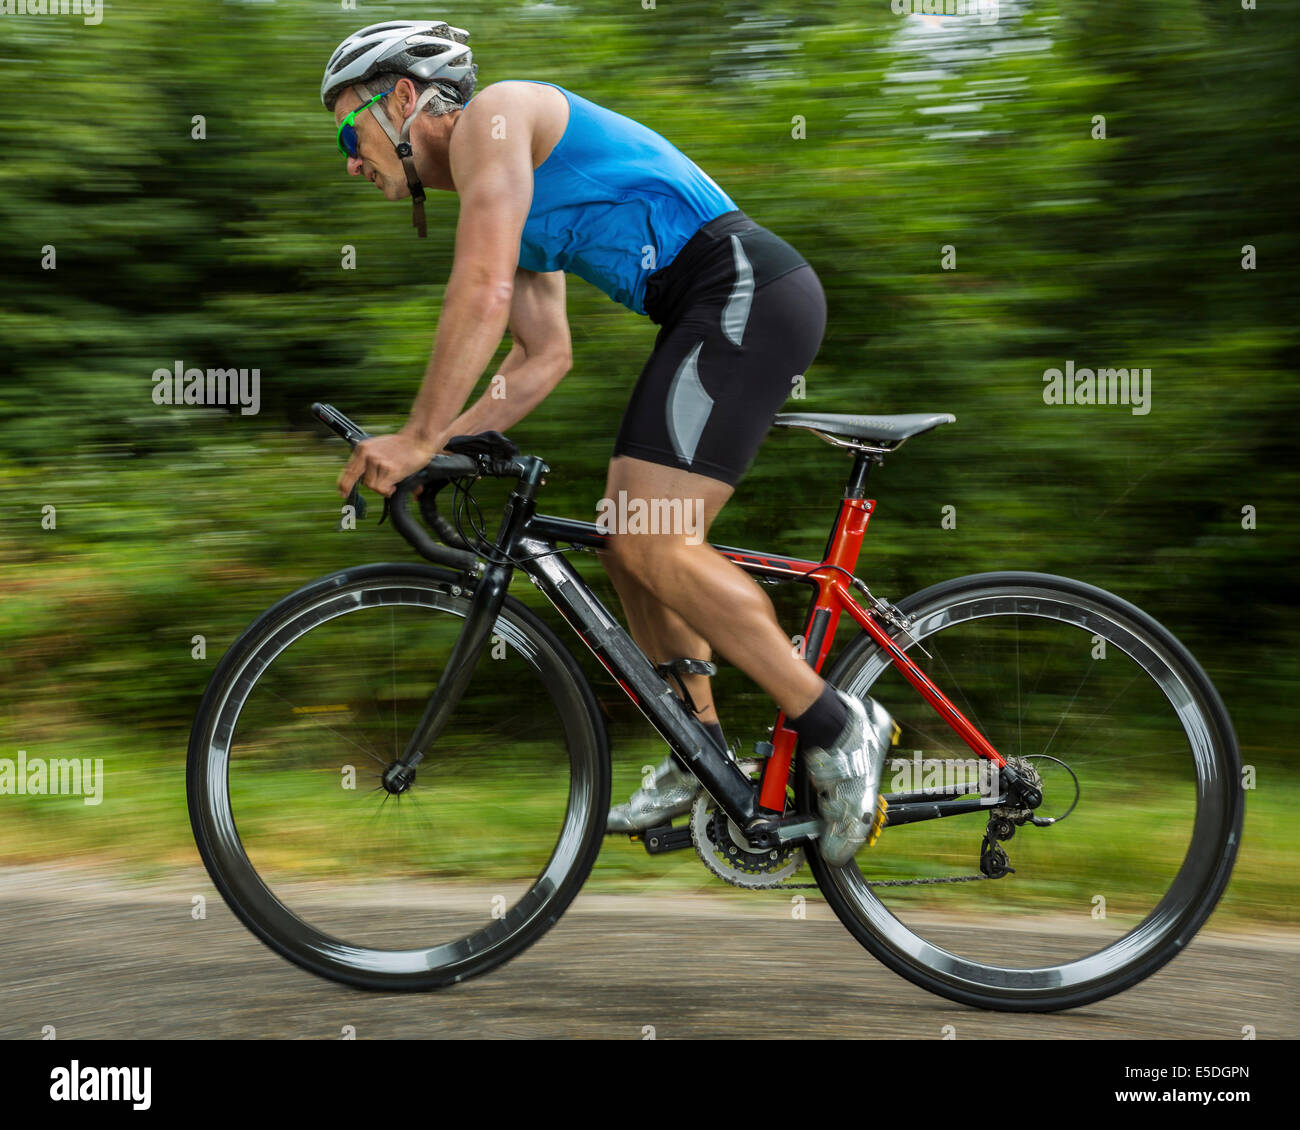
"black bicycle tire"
186,561,610,991
802,570,1244,1013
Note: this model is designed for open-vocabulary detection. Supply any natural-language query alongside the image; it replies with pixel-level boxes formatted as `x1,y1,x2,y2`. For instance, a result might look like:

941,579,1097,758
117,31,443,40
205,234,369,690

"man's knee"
602,532,650,580
603,533,684,598
599,535,634,580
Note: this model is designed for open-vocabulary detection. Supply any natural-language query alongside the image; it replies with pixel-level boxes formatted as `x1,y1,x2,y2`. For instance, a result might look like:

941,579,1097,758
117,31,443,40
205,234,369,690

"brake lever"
340,483,367,529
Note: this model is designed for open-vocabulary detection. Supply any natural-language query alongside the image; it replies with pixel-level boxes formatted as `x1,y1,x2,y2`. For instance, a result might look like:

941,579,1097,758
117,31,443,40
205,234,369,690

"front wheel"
187,563,610,990
802,571,1243,1012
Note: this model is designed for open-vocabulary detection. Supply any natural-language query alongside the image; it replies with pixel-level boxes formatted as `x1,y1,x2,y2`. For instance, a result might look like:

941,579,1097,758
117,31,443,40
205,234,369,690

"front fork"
383,460,545,793
382,560,513,793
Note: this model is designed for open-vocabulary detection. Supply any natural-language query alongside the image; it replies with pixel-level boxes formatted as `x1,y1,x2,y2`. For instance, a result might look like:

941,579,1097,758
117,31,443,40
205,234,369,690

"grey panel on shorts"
665,340,714,465
720,234,755,347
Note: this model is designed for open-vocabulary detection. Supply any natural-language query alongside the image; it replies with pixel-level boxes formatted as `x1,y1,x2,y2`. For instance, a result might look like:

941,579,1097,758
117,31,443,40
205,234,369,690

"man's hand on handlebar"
337,428,442,499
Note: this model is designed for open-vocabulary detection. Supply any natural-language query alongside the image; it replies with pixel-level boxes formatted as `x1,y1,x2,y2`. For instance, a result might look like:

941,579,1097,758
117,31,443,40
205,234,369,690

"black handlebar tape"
430,510,470,550
389,483,479,571
418,454,480,480
419,487,473,550
314,404,484,568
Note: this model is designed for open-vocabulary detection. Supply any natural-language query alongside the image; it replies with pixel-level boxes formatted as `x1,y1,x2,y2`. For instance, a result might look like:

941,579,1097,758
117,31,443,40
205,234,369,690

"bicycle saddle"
772,412,955,446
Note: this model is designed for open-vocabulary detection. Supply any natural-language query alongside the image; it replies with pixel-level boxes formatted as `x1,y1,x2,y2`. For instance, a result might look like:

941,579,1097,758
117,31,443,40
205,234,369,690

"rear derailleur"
979,755,1046,877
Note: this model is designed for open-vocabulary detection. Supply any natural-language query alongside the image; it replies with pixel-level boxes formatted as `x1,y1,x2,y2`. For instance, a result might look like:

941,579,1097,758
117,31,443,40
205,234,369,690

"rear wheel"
802,572,1243,1012
187,563,609,990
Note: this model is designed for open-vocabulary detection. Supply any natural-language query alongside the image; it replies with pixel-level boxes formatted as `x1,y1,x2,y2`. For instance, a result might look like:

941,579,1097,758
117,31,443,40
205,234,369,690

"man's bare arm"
434,267,571,441
339,83,537,496
404,86,537,447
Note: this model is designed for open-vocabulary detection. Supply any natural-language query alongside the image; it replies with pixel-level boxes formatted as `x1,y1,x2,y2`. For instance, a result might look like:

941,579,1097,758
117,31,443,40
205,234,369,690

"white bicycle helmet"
321,20,477,110
322,21,478,238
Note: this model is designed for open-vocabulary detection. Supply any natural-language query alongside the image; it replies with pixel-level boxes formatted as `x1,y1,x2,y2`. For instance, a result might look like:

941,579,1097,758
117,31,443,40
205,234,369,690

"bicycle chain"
772,824,1016,889
694,738,1021,891
776,872,1001,891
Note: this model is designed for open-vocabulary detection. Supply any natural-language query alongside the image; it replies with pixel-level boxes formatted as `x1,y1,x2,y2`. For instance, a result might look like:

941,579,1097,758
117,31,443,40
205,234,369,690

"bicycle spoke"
1015,614,1022,757
391,608,399,760
925,635,993,745
194,573,605,980
1051,667,1145,763
817,576,1239,1010
260,683,389,768
1037,656,1098,760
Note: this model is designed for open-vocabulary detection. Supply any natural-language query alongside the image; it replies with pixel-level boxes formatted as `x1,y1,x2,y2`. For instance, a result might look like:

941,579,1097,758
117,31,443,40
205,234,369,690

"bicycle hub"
381,762,417,795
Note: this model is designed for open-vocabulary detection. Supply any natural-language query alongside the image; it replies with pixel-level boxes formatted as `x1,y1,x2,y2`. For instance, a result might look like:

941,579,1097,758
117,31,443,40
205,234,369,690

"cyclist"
324,20,893,863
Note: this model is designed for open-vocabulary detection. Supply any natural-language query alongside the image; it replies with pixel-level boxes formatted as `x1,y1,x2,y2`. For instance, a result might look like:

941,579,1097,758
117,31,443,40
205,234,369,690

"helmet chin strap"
356,81,444,238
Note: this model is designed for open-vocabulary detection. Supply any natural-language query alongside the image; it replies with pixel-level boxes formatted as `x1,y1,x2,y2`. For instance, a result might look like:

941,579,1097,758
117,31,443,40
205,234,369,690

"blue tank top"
480,81,738,316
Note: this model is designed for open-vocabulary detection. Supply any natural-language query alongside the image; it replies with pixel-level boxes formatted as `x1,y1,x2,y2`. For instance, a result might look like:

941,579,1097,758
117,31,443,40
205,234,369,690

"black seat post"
818,451,880,564
844,451,879,500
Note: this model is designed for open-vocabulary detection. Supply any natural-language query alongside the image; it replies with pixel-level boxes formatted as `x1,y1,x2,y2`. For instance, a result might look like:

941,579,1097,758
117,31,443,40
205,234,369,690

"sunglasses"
336,87,395,159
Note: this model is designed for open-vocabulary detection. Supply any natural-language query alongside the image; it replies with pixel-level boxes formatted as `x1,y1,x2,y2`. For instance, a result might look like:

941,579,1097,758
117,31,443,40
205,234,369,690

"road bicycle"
187,402,1243,1012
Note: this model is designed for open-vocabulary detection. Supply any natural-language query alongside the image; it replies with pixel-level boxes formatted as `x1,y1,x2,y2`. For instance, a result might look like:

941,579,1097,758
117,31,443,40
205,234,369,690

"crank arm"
775,815,822,844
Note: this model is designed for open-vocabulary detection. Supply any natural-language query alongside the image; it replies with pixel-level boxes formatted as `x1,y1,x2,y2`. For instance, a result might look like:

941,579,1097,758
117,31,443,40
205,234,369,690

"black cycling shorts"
612,210,827,487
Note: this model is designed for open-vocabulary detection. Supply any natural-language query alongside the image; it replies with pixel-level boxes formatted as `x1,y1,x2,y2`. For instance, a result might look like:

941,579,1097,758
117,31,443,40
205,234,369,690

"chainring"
690,791,805,889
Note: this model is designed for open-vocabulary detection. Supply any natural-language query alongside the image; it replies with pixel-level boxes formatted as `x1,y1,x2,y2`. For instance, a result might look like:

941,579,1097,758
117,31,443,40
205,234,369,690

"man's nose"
347,156,364,176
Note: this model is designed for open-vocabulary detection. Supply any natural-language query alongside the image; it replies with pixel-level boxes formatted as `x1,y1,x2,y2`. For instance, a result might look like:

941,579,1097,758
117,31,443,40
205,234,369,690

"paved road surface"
1,865,1292,1040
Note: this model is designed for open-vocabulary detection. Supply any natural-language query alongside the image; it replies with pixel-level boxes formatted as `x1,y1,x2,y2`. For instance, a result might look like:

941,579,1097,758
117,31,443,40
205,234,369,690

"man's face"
333,85,411,201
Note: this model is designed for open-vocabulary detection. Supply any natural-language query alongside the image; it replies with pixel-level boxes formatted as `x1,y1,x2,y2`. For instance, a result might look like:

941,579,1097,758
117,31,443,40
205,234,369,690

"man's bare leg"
601,552,721,725
598,456,893,857
598,457,825,724
600,455,824,832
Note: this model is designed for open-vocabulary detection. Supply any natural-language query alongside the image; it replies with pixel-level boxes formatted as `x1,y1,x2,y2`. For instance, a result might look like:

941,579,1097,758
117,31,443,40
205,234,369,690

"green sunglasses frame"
336,87,396,158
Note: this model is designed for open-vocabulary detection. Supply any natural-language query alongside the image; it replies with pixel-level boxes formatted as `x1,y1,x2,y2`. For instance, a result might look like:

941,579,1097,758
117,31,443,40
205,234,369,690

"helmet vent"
332,44,372,72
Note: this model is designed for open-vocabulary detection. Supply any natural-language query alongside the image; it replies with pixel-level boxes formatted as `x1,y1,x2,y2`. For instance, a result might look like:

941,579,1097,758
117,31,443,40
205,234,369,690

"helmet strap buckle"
358,82,442,238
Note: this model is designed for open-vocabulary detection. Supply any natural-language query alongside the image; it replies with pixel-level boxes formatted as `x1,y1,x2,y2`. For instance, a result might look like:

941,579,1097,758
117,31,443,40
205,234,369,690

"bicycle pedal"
654,658,717,716
654,658,717,679
866,795,888,847
639,823,693,855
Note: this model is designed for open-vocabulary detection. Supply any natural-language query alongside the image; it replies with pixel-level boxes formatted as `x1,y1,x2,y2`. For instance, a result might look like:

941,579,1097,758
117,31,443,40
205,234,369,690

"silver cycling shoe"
607,754,701,833
803,691,894,865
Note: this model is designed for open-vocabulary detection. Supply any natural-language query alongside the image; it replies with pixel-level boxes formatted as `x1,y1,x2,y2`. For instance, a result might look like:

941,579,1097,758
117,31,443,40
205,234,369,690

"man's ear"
393,77,420,121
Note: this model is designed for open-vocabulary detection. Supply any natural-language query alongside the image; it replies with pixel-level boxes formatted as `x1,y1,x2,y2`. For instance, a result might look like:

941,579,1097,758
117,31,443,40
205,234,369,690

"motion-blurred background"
0,1,1295,928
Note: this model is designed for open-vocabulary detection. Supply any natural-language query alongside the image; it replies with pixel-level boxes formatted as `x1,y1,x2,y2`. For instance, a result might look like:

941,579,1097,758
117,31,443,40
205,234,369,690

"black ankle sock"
789,684,848,750
703,720,727,753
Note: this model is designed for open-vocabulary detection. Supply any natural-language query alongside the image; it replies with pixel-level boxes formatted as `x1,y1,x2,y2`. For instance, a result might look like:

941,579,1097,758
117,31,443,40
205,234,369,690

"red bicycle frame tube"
728,497,1008,812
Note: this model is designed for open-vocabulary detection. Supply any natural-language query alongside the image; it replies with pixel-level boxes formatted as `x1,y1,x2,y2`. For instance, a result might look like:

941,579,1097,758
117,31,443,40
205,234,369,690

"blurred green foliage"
0,1,1296,904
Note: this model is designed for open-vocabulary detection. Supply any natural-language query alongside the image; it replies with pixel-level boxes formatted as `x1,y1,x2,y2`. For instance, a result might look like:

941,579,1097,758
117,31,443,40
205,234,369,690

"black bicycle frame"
387,454,804,846
382,451,1030,847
